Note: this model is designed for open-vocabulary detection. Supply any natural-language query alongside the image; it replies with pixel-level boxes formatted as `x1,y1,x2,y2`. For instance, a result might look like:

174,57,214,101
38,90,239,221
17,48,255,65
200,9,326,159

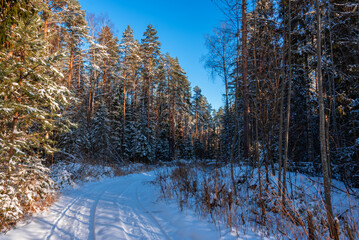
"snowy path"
3,172,240,240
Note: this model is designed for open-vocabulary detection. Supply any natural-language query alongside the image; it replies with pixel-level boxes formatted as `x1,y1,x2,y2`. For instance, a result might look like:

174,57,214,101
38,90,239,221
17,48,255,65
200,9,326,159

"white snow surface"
2,172,263,240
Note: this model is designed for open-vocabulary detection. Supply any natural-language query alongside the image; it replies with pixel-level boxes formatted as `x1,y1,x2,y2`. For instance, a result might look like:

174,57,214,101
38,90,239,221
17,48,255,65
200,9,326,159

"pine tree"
98,25,120,107
63,0,88,90
140,25,161,146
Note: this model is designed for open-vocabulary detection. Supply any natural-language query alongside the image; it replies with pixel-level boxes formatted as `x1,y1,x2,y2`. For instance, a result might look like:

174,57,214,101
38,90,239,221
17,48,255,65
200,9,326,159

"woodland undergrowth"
154,161,359,239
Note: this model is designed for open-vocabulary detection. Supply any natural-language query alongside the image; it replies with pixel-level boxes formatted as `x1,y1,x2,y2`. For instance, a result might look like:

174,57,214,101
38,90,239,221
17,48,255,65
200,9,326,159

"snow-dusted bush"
51,161,118,190
50,159,158,191
0,157,55,232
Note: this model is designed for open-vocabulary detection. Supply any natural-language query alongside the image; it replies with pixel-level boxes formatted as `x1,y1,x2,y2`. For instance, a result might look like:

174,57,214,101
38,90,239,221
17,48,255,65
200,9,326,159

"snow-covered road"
3,172,237,240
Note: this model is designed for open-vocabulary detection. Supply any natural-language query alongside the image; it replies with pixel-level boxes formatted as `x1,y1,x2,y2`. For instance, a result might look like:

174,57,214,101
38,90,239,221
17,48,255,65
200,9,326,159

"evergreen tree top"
194,86,202,95
141,24,161,56
121,25,135,46
124,25,134,37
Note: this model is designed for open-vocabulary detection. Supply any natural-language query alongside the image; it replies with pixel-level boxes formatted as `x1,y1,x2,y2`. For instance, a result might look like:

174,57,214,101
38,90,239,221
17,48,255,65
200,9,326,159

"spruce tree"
118,26,141,159
0,0,71,227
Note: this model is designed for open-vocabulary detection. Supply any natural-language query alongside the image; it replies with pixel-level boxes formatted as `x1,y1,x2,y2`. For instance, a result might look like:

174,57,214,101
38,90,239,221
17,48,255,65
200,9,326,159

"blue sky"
79,0,225,110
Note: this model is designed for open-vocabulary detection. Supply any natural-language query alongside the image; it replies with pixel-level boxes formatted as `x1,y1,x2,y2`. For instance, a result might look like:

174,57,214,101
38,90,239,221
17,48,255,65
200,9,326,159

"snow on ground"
153,162,359,239
2,171,267,240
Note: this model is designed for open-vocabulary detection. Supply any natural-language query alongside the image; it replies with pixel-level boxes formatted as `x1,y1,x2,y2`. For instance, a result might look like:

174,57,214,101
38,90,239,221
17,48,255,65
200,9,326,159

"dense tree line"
1,0,222,167
207,0,358,186
56,14,219,164
205,0,357,237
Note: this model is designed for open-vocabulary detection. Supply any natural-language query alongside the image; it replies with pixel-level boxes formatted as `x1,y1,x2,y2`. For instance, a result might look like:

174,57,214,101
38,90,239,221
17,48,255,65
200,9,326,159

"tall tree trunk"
78,39,82,95
316,0,337,238
147,60,152,141
88,89,92,122
242,0,250,159
108,74,111,107
171,87,175,160
282,0,292,206
224,62,229,114
122,55,127,159
328,3,339,147
44,19,48,41
230,120,238,196
305,54,314,163
278,38,286,198
195,107,198,138
222,42,229,114
102,58,108,105
234,1,241,161
68,49,74,89
168,74,174,160
44,0,48,41
230,0,241,194
253,14,263,215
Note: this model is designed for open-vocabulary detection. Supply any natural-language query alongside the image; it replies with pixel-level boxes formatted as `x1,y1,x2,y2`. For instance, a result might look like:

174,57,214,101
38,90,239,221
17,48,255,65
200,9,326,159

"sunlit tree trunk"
68,49,74,89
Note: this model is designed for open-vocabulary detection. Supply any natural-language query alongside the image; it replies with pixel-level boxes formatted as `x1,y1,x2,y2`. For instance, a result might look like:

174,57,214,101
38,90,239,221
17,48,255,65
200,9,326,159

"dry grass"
153,162,359,239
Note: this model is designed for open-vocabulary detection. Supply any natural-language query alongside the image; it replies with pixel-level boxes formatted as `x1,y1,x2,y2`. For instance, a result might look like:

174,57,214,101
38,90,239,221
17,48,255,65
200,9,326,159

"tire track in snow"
44,186,96,240
88,179,134,240
136,185,172,240
88,183,112,240
44,175,170,240
113,181,137,240
44,197,80,240
130,205,158,240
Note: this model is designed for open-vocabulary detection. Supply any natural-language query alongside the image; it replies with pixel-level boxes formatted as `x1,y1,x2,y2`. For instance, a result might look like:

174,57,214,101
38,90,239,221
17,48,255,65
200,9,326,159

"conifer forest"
0,0,358,239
